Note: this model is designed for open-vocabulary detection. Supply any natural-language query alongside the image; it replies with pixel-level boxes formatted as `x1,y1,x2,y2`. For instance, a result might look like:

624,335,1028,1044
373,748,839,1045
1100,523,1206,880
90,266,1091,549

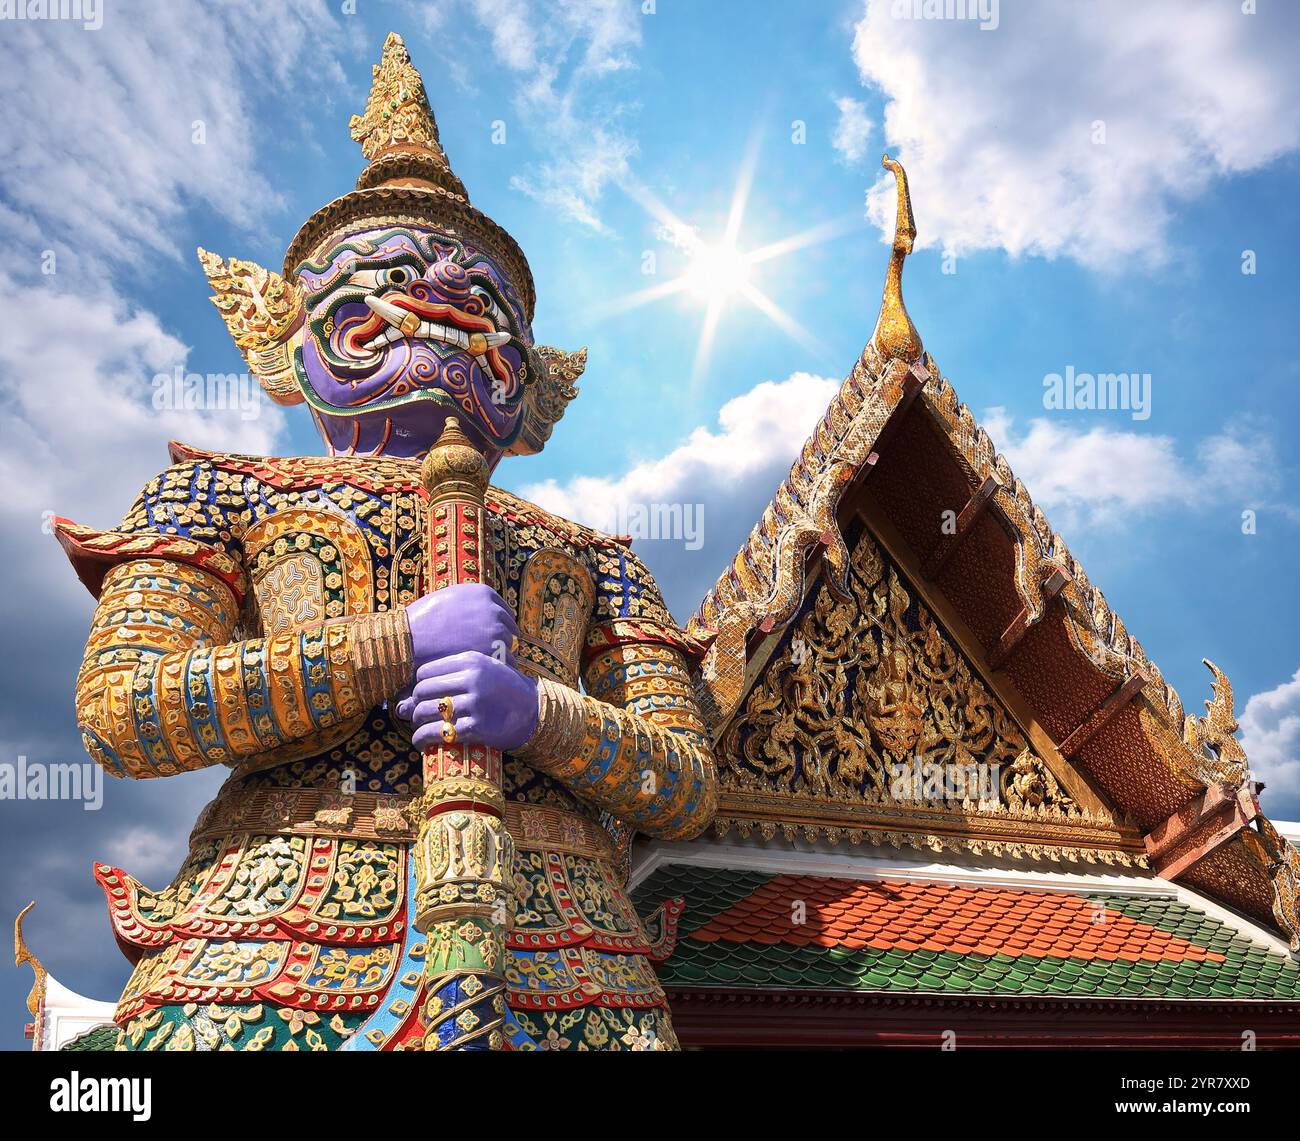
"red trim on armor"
583,618,713,669
53,518,247,603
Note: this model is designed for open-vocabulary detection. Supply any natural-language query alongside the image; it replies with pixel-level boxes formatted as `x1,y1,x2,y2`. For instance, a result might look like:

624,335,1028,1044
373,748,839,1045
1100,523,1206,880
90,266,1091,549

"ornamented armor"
53,33,717,1052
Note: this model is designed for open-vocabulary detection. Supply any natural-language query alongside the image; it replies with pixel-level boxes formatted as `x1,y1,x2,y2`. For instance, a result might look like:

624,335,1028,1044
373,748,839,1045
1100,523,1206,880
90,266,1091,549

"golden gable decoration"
715,522,1143,865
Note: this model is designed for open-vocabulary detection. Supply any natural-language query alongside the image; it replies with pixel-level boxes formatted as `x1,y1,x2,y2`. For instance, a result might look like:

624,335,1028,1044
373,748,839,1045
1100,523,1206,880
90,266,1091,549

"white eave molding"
33,975,117,1052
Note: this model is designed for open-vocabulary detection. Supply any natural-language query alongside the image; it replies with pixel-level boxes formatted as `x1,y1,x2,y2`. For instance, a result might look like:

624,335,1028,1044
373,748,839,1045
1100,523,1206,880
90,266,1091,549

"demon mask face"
198,33,583,465
289,225,535,462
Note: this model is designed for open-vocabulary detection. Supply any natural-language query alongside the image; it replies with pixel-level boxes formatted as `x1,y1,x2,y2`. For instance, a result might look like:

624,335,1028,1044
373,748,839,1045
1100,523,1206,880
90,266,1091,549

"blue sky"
0,0,1298,1045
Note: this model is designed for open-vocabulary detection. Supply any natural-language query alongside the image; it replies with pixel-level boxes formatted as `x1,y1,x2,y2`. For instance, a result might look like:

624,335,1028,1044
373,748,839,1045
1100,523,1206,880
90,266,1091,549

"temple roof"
685,156,1300,949
635,863,1300,1002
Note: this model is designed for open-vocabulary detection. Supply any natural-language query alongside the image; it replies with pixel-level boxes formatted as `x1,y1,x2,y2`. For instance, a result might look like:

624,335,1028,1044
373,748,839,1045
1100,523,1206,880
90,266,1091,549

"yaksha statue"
53,33,716,1052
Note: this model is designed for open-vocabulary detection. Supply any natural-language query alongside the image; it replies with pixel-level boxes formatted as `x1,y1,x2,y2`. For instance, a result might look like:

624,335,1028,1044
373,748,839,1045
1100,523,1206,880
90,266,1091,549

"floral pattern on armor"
63,444,718,1050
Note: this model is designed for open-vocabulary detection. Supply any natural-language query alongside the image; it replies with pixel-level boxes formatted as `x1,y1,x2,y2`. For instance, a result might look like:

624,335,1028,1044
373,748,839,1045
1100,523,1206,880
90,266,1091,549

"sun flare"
683,241,752,301
605,137,854,383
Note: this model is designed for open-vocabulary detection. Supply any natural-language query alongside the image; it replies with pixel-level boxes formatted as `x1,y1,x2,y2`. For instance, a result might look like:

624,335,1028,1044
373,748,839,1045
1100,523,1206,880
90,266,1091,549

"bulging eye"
347,265,419,290
469,283,512,333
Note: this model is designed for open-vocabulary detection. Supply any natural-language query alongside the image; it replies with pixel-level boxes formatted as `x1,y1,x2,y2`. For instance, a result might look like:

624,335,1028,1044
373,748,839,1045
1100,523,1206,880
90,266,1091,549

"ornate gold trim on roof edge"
918,372,1256,792
686,158,1295,933
688,332,1294,927
711,816,1150,869
692,342,1257,805
1240,818,1300,953
690,348,920,724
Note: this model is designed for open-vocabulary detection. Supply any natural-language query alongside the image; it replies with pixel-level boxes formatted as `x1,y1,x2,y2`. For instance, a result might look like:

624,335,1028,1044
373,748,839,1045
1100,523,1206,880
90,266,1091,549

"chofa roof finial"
871,153,923,365
14,901,47,1019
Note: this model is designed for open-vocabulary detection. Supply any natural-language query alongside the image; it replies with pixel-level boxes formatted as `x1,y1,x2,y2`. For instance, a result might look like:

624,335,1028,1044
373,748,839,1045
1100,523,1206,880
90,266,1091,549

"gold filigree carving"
197,248,305,404
516,548,595,685
509,345,585,456
720,526,1094,829
711,816,1146,867
1239,817,1300,952
349,31,465,201
1182,658,1249,787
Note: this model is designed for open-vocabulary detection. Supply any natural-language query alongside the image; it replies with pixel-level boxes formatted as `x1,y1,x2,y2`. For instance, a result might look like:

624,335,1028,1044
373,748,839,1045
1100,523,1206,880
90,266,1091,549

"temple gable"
714,516,1142,864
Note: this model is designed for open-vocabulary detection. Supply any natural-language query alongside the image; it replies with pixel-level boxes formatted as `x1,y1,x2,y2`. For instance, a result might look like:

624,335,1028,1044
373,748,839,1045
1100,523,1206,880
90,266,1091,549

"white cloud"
0,6,320,1002
981,410,1291,531
421,0,643,233
0,272,284,526
519,372,840,618
850,0,1300,267
518,381,1295,620
1240,669,1300,818
0,0,347,276
0,0,321,560
832,96,873,165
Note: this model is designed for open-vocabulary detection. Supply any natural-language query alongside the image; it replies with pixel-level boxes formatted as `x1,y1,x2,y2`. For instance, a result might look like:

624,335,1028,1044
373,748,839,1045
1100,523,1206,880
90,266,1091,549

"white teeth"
358,294,512,354
363,295,407,328
359,327,403,351
416,321,470,349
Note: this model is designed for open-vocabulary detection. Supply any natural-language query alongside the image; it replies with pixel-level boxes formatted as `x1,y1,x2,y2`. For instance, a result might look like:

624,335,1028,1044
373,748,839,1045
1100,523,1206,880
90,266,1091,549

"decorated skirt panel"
105,821,666,1046
231,705,598,826
113,999,676,1052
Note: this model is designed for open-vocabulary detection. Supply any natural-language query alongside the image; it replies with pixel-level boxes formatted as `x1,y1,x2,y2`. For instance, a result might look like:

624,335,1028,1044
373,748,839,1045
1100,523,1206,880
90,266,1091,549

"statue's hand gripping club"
405,418,532,1052
400,587,538,754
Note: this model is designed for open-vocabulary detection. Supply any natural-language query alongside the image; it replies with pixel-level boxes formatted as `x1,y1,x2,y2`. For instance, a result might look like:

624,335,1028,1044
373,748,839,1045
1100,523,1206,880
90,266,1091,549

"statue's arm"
74,557,411,779
514,634,716,840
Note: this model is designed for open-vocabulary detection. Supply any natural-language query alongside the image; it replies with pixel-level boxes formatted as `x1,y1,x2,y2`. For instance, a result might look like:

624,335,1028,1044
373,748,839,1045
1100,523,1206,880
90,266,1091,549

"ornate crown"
285,32,534,318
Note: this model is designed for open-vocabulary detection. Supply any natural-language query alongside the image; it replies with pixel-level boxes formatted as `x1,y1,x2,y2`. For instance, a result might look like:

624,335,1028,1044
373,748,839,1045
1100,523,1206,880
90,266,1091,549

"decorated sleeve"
74,558,412,780
514,544,716,840
53,459,250,602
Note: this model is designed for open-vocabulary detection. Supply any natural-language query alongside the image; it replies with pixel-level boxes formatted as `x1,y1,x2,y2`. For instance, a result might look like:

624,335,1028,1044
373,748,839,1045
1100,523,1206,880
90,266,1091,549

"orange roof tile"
688,876,1226,964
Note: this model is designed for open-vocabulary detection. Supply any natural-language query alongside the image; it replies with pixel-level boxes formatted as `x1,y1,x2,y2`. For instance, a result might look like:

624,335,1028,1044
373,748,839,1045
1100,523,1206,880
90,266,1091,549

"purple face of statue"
293,226,534,462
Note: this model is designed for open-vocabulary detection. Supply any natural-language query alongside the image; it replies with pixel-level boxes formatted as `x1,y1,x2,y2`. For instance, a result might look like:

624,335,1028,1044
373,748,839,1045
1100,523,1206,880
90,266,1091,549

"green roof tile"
638,865,1300,1002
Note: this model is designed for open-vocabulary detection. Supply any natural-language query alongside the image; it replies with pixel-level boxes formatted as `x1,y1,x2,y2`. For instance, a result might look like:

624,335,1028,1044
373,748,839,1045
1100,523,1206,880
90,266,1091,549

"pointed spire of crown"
349,32,468,199
871,154,923,365
283,32,535,319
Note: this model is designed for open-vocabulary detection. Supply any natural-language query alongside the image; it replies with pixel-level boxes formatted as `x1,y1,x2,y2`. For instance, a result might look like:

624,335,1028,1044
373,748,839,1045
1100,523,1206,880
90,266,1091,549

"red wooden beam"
666,987,1300,1050
987,568,1070,671
1057,672,1148,759
922,474,1000,579
1145,783,1260,880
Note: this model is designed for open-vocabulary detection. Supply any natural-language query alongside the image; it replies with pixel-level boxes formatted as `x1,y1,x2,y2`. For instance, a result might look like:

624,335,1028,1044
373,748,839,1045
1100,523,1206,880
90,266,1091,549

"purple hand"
396,650,539,753
404,583,518,678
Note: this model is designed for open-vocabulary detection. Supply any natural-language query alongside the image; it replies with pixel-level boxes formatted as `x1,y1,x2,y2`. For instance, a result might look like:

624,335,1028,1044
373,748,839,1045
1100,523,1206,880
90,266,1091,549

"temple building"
14,54,1300,1050
624,161,1300,1047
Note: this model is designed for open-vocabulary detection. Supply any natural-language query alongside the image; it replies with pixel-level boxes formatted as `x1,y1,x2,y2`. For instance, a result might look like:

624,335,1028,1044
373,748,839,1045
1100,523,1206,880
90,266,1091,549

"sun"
603,135,854,384
683,240,752,301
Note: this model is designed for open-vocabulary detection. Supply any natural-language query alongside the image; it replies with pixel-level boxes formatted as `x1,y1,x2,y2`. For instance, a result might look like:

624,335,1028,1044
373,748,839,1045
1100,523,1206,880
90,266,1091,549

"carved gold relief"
1182,658,1249,787
244,510,375,635
515,549,595,686
256,555,326,636
1240,817,1300,952
720,525,1113,848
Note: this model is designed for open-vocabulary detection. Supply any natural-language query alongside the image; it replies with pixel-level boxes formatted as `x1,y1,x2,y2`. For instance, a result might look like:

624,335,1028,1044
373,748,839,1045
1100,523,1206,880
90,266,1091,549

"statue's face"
294,225,533,459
